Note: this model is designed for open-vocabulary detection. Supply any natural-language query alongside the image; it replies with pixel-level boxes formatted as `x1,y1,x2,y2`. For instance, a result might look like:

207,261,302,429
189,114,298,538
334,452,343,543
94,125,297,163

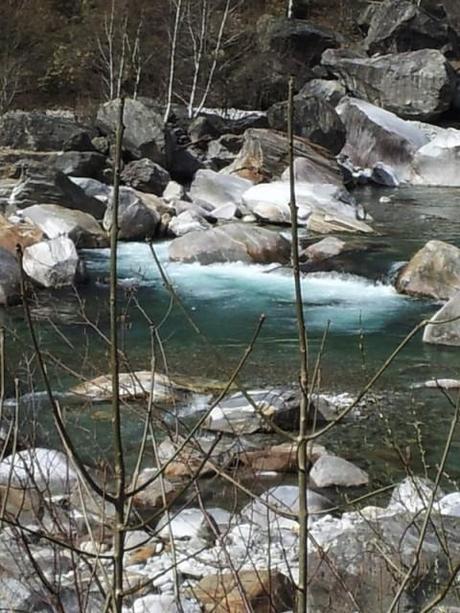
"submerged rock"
423,292,460,346
168,223,290,265
203,389,299,434
70,371,186,404
396,240,460,300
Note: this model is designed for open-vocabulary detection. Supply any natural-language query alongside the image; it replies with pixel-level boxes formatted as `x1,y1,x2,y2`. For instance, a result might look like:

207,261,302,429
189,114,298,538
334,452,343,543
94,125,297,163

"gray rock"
0,110,95,152
188,113,267,142
423,292,460,346
337,97,429,183
22,237,79,288
206,134,244,170
156,508,216,543
203,389,300,434
439,492,460,517
267,94,345,154
298,78,346,107
0,248,21,305
163,180,185,202
168,223,290,265
302,237,347,261
168,210,211,237
102,186,161,240
310,455,369,488
190,169,252,211
97,97,166,163
8,167,106,219
365,0,452,55
396,240,460,300
53,151,107,179
22,204,108,248
121,159,170,195
223,128,344,184
323,48,455,121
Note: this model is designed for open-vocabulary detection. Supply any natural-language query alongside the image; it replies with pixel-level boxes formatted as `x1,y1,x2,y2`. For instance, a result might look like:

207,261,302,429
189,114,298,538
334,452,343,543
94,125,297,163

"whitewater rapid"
83,242,420,336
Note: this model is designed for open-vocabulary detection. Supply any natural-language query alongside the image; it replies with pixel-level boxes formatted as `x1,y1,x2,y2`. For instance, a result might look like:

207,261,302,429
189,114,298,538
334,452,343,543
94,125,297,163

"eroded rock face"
396,240,460,300
323,48,454,121
364,0,452,55
168,223,290,265
423,292,460,346
223,128,343,184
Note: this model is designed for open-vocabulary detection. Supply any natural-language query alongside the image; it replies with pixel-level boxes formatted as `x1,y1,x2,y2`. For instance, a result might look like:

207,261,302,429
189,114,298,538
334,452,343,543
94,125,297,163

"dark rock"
169,223,290,265
0,248,21,305
121,159,170,195
323,48,455,120
165,127,204,183
267,94,345,154
7,166,107,219
0,111,95,152
365,0,453,55
188,112,268,143
205,134,244,170
97,97,166,164
53,151,107,180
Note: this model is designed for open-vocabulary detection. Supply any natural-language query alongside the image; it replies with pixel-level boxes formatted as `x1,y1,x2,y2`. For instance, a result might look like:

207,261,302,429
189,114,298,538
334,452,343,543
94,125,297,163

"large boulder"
121,159,170,195
258,16,341,83
189,169,252,212
309,455,369,488
323,48,455,120
0,111,95,152
267,94,346,154
396,240,460,300
0,150,106,182
0,248,21,305
223,128,343,185
168,223,290,265
364,0,452,55
241,181,371,232
188,112,268,142
97,97,166,164
22,236,80,288
411,129,460,187
21,204,108,248
7,167,106,219
336,98,429,183
423,293,460,346
168,210,211,237
102,187,161,240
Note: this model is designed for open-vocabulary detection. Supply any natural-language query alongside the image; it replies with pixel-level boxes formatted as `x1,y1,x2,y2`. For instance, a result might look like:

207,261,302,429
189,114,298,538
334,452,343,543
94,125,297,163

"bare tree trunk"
286,2,309,611
110,97,126,612
187,0,208,118
164,0,183,122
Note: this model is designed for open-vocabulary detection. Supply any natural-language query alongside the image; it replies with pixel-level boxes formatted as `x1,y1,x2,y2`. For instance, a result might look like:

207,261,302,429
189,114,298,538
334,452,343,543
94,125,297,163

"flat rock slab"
309,455,369,488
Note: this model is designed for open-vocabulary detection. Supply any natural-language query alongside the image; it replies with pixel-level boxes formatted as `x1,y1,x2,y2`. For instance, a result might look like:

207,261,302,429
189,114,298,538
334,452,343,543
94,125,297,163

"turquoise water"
4,185,460,486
